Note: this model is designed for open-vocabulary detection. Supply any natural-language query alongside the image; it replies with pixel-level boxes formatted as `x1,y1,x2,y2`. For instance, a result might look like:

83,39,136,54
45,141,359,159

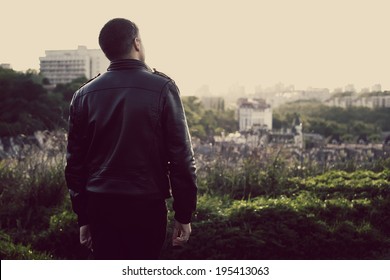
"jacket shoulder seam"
78,73,101,89
153,68,172,81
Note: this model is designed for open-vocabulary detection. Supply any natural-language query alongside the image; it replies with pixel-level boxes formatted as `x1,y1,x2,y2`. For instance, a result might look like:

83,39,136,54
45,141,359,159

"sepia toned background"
1,0,389,94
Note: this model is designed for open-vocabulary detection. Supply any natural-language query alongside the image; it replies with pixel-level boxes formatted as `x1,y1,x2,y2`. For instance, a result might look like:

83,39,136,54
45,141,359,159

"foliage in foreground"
0,145,389,259
162,193,390,259
0,231,52,260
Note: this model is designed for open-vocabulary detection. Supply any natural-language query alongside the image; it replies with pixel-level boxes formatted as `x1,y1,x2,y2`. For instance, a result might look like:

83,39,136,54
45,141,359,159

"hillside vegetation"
1,139,389,259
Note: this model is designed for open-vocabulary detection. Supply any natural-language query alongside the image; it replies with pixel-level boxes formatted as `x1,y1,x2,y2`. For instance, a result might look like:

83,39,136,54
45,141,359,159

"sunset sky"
1,0,389,94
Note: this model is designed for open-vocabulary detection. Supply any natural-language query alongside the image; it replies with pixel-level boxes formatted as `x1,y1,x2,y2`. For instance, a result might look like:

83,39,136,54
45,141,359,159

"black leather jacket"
65,59,197,226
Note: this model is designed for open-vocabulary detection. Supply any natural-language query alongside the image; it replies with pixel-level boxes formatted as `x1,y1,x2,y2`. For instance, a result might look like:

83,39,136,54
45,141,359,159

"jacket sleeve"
65,91,89,227
162,82,198,224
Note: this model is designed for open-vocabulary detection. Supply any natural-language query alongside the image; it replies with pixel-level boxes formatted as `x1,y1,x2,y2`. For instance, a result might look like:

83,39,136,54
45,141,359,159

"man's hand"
172,220,191,247
80,224,93,251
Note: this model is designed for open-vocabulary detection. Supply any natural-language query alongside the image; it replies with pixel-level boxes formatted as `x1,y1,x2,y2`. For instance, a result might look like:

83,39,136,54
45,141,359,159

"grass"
0,132,389,259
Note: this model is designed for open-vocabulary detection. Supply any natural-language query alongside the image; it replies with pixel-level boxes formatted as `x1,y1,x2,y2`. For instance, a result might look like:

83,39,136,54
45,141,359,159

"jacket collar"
107,59,151,71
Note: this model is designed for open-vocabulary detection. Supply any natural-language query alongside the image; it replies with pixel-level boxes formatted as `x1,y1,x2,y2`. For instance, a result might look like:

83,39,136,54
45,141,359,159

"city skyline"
1,0,389,94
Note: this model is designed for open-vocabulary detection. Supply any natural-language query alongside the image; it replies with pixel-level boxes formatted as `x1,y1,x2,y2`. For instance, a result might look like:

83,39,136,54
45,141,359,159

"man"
65,18,197,260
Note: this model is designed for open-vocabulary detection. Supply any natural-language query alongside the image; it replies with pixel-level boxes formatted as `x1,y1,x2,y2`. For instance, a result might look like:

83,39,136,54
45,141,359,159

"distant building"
371,84,382,92
258,85,329,108
324,91,390,108
39,46,109,85
359,94,390,108
344,84,356,93
324,92,355,108
201,96,225,111
0,63,12,69
237,98,272,131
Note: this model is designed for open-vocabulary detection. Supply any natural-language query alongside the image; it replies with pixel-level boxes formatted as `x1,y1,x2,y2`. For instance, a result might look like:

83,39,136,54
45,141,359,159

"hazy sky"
1,0,389,94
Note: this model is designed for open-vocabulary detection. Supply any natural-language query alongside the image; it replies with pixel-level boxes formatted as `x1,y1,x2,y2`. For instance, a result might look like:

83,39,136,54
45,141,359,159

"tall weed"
0,133,68,231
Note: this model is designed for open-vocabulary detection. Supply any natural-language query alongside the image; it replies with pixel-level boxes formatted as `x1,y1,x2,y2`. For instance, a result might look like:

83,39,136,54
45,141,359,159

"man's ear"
134,38,141,52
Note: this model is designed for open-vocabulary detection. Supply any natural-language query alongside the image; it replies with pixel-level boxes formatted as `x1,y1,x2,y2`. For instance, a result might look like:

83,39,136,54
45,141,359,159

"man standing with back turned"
65,18,198,260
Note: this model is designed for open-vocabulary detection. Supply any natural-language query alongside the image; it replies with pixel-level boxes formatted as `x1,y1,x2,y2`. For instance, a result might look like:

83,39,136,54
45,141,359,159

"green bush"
0,152,67,230
199,155,291,199
32,210,91,259
1,137,390,260
161,193,390,260
0,231,52,260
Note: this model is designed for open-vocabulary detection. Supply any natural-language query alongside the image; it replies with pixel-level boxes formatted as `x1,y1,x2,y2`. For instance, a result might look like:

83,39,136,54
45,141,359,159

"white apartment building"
324,93,390,108
0,63,12,69
358,95,390,108
237,98,272,131
39,46,109,85
324,95,354,108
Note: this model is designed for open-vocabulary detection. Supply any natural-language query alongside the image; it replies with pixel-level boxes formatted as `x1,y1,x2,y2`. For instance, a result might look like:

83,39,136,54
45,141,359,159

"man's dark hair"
99,18,139,61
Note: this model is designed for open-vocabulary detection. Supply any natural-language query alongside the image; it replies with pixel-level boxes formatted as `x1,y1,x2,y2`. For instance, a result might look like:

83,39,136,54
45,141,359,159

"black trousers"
87,193,167,260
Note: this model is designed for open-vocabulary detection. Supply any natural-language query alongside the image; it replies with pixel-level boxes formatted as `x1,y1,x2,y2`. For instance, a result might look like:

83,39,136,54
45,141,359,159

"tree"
275,99,390,143
0,68,67,136
182,96,238,141
182,96,205,139
53,76,88,102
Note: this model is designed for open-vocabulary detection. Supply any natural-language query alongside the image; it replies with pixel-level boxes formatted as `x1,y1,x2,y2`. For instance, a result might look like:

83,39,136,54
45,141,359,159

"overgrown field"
1,140,389,259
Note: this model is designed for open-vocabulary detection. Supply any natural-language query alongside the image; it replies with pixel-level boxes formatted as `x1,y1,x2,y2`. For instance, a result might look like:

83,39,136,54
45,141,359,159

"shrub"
198,153,291,199
161,193,390,260
0,150,67,230
32,210,91,259
0,231,52,260
1,132,390,260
